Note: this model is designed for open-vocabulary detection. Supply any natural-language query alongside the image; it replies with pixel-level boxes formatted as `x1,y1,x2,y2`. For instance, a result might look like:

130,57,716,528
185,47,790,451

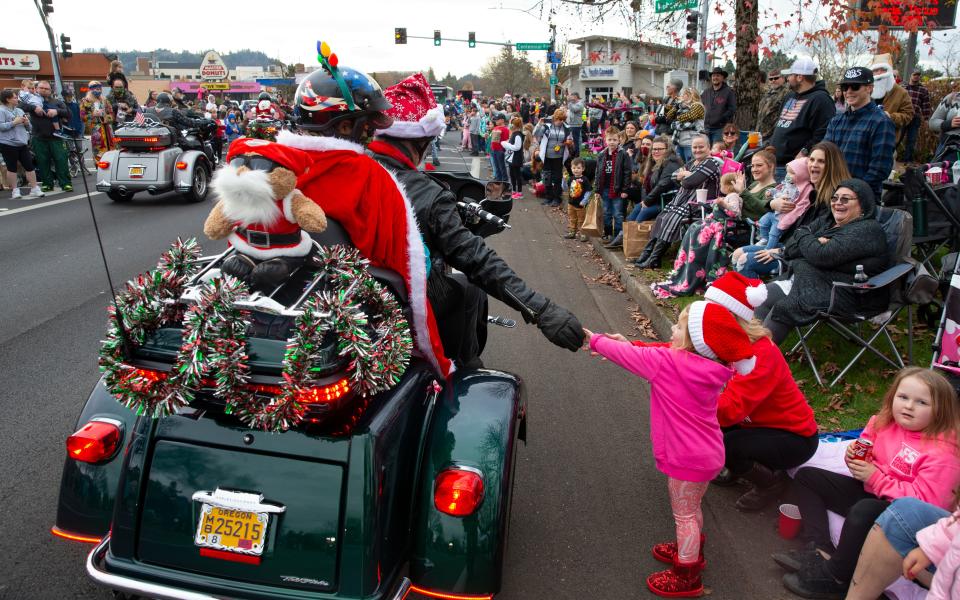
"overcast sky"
6,0,957,75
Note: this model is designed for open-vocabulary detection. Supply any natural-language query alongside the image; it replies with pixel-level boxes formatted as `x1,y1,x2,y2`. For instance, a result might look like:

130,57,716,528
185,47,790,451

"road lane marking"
0,191,103,217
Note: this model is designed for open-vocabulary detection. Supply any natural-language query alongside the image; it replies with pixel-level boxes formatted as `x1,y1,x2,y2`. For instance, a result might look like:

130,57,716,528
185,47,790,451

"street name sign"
655,0,698,13
516,42,551,51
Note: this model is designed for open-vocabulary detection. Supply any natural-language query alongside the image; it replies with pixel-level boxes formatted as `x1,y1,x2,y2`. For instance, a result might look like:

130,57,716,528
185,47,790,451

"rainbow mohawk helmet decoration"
293,41,392,140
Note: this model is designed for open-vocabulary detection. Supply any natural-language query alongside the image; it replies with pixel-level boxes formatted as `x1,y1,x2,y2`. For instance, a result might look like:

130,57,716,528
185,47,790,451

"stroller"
932,251,960,391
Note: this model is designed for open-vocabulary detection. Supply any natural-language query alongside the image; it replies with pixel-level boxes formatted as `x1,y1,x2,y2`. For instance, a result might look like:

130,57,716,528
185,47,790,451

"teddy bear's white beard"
213,164,282,226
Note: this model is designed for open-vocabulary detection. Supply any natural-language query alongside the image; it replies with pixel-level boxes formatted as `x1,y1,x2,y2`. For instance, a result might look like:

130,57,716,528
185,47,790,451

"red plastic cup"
779,503,802,539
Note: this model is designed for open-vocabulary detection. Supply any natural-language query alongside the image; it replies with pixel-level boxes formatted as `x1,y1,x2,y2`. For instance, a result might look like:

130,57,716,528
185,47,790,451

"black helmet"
156,92,172,107
258,91,272,101
293,65,392,139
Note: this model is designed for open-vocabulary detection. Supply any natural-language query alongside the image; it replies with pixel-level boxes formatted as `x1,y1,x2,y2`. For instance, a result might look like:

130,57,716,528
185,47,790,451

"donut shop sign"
0,54,41,71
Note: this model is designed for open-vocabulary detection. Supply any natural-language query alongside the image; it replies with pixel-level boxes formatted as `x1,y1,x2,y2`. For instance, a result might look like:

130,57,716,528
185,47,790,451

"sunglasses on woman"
830,194,858,205
723,131,738,137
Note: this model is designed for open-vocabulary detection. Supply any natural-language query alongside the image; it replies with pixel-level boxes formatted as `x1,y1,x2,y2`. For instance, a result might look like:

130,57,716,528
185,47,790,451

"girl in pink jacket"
905,506,960,599
779,367,960,599
587,300,758,598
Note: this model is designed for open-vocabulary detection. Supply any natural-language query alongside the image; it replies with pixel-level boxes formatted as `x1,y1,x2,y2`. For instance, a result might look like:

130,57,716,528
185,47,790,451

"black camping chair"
788,208,916,387
899,167,960,273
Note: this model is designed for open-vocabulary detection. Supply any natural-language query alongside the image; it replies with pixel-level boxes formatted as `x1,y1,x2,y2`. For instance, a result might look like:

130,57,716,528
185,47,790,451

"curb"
588,237,675,342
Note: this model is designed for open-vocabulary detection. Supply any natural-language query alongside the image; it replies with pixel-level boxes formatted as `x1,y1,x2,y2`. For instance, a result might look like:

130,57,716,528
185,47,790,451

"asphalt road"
0,133,793,599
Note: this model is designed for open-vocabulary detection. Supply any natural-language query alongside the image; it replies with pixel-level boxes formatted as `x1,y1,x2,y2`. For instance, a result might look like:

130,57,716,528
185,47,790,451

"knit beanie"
834,178,876,216
704,272,767,321
687,301,757,375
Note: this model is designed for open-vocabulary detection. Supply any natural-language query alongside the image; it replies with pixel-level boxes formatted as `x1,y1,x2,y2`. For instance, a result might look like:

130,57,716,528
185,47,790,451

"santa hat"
704,272,767,321
687,301,757,375
225,137,312,173
871,53,894,73
374,73,446,139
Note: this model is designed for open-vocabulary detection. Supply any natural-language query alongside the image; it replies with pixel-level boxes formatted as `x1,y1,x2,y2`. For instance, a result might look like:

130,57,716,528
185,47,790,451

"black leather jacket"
371,150,552,324
145,105,209,133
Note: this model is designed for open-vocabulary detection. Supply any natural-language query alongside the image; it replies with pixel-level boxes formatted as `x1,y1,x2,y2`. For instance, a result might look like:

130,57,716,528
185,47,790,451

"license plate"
128,166,145,178
195,505,268,555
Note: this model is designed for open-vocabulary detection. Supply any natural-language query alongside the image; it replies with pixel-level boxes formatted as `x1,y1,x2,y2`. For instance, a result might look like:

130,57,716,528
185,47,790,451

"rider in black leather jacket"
369,136,585,366
146,92,210,134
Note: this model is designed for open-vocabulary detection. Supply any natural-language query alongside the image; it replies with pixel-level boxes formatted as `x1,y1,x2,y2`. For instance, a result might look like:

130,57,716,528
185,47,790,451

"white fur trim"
732,356,757,376
687,301,717,360
703,287,753,321
276,129,365,154
375,105,446,139
377,163,453,377
213,165,282,226
282,190,296,222
228,230,313,259
745,284,768,308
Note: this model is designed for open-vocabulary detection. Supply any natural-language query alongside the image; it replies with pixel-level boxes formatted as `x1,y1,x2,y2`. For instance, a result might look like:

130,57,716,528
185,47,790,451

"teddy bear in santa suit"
204,137,327,293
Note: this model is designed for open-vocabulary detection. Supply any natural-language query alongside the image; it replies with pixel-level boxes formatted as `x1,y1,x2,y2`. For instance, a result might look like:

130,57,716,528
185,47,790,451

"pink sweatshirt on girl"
590,334,731,482
917,509,960,600
860,415,960,508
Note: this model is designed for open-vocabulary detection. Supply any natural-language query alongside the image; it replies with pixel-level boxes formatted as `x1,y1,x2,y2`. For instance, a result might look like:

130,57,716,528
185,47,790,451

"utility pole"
549,22,557,104
696,0,710,87
34,0,65,96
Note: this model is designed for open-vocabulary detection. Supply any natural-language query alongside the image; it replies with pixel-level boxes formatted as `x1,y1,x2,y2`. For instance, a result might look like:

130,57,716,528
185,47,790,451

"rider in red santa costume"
275,43,453,378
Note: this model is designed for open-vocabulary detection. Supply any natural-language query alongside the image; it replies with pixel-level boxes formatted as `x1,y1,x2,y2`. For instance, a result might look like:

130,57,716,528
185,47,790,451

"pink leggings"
667,477,709,563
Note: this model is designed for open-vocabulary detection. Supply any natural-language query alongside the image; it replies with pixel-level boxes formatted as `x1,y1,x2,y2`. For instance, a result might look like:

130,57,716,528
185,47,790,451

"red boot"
652,534,706,569
646,559,704,598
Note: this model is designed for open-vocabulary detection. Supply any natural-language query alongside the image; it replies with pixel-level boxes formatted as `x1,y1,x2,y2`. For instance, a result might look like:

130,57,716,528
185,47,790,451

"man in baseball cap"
768,57,834,180
824,66,894,198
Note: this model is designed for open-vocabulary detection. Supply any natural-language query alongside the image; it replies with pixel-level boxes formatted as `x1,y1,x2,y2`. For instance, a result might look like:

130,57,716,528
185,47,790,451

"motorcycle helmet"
293,65,392,140
258,91,272,102
155,92,172,107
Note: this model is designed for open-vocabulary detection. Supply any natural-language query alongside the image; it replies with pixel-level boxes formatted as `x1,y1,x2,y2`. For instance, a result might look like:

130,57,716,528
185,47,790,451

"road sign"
550,63,558,72
549,75,558,85
655,0,697,12
516,42,550,51
204,83,230,90
548,51,562,64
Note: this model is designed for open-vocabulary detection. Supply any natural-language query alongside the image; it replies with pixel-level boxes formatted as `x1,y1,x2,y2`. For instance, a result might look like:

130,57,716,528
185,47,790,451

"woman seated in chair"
607,136,680,249
651,148,779,298
634,134,721,269
732,141,849,279
753,178,890,344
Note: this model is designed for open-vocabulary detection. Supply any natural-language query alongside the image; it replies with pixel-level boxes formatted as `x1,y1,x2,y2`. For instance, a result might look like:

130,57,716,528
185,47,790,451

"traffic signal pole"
402,34,512,46
696,0,709,84
33,0,65,96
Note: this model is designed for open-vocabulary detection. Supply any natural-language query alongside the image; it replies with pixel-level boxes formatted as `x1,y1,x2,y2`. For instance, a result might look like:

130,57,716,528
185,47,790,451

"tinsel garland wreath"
245,246,413,432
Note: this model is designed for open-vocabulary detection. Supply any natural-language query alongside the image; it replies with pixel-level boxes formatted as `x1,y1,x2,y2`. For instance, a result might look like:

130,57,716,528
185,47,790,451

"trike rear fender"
410,369,525,595
173,150,208,191
54,377,138,540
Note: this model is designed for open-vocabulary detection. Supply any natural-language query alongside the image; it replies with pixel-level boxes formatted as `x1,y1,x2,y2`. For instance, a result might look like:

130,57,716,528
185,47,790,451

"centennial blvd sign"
515,42,551,51
655,0,698,12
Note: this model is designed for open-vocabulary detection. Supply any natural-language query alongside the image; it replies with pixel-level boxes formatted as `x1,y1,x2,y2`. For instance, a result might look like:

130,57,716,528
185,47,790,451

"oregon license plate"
128,166,145,177
195,505,268,555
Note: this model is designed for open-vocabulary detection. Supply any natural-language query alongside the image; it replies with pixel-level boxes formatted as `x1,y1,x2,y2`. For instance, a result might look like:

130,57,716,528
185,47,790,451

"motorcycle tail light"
97,161,110,170
403,585,493,599
176,161,188,170
297,378,351,404
50,526,101,544
434,468,484,517
67,419,122,463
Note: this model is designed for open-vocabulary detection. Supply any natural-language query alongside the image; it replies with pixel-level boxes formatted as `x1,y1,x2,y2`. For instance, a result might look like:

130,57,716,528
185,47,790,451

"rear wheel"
183,163,209,203
108,190,132,202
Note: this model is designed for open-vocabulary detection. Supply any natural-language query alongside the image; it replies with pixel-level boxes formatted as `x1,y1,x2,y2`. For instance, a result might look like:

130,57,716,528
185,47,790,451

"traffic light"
395,27,407,44
434,30,441,46
468,32,476,48
41,0,53,14
685,12,699,41
60,34,72,58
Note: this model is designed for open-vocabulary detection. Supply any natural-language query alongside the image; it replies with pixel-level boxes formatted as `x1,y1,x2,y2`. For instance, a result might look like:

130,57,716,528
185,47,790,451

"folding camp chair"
900,167,960,274
789,208,916,387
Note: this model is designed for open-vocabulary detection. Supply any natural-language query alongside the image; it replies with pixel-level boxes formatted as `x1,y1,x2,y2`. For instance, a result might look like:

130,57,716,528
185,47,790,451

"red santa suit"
276,129,454,378
255,100,280,121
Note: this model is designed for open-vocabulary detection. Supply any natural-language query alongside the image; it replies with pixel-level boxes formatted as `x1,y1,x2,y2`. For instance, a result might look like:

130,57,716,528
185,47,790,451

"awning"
166,81,262,94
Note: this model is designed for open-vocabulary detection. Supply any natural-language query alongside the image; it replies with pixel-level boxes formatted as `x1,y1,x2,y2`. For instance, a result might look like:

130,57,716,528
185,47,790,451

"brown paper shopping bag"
623,221,653,259
580,196,603,237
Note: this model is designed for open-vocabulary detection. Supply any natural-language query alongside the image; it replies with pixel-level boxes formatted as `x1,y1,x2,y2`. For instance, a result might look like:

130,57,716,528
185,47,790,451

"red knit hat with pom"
687,301,757,375
704,272,767,321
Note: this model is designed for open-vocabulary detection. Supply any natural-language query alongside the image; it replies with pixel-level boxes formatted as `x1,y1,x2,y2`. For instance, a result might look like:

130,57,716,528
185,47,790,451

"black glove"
536,300,585,352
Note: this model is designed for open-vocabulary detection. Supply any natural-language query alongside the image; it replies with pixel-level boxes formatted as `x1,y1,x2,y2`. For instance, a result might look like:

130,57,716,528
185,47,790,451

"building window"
231,76,237,80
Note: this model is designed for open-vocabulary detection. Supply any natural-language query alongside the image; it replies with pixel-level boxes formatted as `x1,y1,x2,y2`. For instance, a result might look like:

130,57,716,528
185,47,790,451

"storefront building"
562,36,696,101
0,48,111,94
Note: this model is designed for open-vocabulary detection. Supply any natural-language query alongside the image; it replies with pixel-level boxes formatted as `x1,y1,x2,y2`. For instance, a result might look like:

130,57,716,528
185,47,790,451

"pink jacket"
860,416,960,508
917,509,960,600
589,334,730,482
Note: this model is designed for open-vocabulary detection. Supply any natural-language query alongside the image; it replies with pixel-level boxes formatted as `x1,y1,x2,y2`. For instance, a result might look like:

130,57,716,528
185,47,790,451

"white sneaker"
28,186,44,198
11,188,21,199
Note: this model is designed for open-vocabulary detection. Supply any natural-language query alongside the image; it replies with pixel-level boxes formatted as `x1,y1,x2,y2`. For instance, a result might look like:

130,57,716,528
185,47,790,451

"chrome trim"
90,416,124,429
391,577,412,600
86,537,223,600
191,488,286,514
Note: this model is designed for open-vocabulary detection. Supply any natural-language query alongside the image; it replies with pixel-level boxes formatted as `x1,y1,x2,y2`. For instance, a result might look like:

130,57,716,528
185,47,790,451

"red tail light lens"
434,468,484,517
67,419,122,463
97,161,110,170
176,161,188,170
297,378,351,404
403,585,493,599
50,526,101,544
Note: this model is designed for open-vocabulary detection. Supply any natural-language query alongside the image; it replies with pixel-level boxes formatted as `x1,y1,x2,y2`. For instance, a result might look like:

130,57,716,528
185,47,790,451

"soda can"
850,438,873,461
